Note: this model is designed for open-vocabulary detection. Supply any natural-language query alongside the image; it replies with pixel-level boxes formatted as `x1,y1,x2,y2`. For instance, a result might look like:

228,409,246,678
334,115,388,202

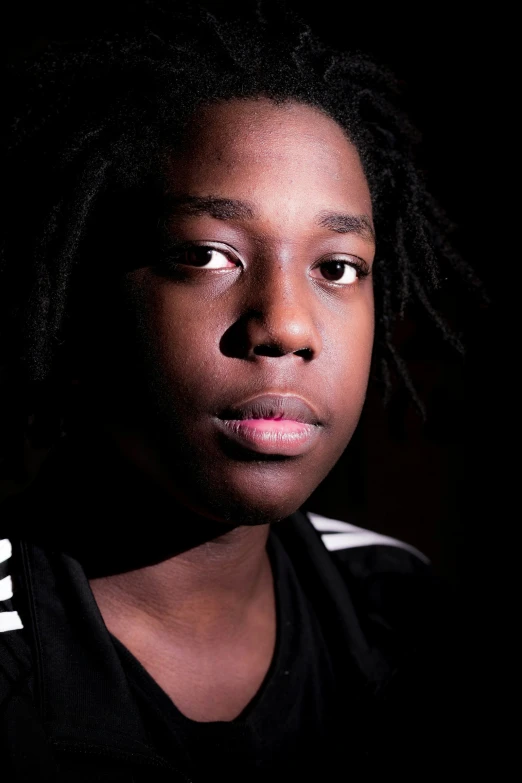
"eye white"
334,264,357,284
200,249,235,268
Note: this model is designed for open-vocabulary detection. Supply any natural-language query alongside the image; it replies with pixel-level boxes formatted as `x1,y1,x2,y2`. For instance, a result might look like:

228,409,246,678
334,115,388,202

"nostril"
252,344,314,359
253,344,286,358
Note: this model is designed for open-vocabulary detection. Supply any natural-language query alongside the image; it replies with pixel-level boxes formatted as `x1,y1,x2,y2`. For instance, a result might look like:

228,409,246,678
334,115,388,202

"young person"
0,3,472,780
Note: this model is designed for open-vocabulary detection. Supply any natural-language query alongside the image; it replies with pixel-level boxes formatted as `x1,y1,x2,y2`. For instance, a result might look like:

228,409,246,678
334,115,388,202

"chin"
208,499,300,527
169,445,341,528
189,477,311,527
227,460,325,523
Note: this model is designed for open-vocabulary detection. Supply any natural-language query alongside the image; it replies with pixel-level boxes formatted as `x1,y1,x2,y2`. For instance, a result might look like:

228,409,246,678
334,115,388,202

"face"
87,99,375,525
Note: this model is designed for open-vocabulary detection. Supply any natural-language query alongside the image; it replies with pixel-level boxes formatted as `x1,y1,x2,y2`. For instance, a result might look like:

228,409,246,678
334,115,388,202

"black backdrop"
1,1,502,599
1,1,506,767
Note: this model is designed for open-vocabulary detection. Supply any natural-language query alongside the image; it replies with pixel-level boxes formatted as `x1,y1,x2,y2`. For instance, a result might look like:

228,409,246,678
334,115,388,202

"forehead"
167,98,372,219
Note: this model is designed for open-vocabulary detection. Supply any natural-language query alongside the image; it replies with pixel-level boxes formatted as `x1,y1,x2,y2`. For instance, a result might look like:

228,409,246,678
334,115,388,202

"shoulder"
306,511,434,596
302,515,461,769
307,511,430,570
0,538,32,706
306,510,439,595
0,540,53,776
1,538,24,633
304,512,450,661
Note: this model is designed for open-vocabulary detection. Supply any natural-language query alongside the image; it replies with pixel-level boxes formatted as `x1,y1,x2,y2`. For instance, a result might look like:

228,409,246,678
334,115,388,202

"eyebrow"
166,195,256,221
167,195,375,242
316,211,375,242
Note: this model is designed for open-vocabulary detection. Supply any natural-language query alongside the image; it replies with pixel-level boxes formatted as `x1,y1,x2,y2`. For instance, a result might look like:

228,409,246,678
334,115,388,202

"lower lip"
216,418,321,456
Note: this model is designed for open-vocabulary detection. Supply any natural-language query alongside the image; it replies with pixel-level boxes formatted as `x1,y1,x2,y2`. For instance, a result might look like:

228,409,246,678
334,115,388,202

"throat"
116,593,277,722
89,527,277,721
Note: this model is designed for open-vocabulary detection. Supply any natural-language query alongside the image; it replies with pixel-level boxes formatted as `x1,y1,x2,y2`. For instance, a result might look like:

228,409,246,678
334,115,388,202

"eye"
180,246,237,269
312,258,368,285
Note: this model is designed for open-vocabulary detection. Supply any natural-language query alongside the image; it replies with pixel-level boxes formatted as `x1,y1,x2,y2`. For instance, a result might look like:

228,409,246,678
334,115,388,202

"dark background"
1,2,502,605
0,6,506,765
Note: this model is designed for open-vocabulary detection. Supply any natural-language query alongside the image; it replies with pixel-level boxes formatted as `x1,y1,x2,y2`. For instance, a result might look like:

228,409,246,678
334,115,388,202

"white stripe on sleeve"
0,575,13,601
308,513,429,564
0,539,13,565
0,611,24,633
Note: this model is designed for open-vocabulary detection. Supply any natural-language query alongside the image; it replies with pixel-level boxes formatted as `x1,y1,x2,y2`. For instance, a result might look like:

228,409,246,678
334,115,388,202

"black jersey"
1,506,459,781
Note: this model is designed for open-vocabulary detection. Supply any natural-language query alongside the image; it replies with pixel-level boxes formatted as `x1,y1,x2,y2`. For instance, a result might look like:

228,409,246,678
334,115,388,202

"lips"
215,394,323,456
219,394,321,425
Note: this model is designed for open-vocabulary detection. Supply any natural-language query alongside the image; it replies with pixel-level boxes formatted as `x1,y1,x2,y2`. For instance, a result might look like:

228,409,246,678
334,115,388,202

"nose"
232,266,323,361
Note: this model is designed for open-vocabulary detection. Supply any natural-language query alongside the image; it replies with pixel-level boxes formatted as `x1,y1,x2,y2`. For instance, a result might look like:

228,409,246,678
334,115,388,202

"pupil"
187,247,213,266
322,261,345,281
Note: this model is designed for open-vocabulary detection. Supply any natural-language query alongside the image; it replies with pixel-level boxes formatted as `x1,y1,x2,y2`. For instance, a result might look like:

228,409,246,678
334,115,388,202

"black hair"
0,0,482,476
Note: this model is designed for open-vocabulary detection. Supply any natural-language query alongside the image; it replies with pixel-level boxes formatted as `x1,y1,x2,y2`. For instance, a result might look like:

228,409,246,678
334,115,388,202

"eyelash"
158,242,371,283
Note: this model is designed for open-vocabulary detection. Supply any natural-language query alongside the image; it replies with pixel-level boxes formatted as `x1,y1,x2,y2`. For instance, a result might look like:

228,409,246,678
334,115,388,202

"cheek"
326,289,375,410
313,297,373,475
137,283,226,393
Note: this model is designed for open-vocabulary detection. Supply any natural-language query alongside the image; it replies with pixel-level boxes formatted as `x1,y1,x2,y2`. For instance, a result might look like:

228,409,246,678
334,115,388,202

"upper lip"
218,394,322,425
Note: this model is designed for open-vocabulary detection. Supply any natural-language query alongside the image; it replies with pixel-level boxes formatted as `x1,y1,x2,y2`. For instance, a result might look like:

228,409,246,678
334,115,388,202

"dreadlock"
0,0,481,475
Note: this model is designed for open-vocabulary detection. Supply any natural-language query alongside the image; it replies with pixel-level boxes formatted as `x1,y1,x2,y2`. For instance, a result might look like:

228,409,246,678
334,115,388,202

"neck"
89,516,277,724
56,429,278,721
89,523,272,639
